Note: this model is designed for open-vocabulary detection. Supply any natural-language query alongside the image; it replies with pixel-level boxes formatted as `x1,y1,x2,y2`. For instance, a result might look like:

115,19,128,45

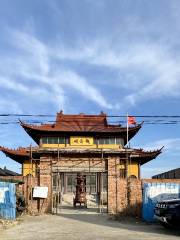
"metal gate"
52,172,61,214
51,171,107,214
51,157,108,214
142,182,180,222
0,182,16,219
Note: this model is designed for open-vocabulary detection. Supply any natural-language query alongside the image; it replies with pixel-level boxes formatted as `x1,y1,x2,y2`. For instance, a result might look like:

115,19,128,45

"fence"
142,182,180,222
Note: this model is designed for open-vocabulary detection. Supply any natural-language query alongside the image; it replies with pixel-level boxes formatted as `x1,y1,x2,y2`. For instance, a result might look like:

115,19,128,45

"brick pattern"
142,178,180,184
38,157,52,213
8,159,180,216
52,157,105,172
107,171,180,216
32,157,106,213
107,157,128,214
127,179,142,217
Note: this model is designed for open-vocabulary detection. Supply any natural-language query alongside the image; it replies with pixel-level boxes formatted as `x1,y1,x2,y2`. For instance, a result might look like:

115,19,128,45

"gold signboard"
70,136,94,146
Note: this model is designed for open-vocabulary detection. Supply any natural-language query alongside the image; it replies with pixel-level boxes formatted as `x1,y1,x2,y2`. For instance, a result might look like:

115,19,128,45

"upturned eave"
0,146,29,164
20,120,142,144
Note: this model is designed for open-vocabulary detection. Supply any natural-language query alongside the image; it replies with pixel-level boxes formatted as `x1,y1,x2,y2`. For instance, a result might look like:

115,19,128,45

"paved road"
1,210,180,240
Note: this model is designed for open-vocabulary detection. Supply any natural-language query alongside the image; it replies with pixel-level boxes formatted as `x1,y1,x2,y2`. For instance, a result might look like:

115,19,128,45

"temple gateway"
0,112,162,214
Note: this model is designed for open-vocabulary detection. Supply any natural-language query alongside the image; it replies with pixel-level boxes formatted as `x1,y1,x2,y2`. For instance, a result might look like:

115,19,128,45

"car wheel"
161,222,172,229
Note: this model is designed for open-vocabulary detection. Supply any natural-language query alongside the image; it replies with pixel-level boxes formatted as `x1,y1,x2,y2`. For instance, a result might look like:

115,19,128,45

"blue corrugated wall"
142,182,180,222
0,182,16,219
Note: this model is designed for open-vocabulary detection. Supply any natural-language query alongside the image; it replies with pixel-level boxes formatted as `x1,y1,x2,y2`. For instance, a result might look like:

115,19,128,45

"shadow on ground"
54,206,180,237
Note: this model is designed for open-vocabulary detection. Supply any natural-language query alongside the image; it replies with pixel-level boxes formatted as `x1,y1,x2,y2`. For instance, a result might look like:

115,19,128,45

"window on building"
95,137,124,145
104,138,109,144
59,137,65,144
116,138,124,145
41,137,67,144
98,138,104,144
48,137,58,144
109,138,115,144
41,137,47,144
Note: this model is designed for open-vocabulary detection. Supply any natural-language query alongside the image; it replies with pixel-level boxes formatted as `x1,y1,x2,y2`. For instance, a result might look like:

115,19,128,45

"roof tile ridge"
130,147,163,153
0,146,13,151
0,146,33,153
20,120,52,128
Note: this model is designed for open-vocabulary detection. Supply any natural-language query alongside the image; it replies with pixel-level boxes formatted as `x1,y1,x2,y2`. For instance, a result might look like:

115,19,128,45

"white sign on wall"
147,185,179,202
33,186,48,198
0,187,9,203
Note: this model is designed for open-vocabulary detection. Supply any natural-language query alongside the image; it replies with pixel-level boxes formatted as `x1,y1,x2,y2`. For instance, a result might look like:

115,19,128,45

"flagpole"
127,113,129,148
126,113,129,179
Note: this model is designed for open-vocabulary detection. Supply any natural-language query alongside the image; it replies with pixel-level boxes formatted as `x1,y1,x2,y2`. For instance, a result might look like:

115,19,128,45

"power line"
0,114,55,117
0,114,180,125
0,120,180,125
0,114,180,118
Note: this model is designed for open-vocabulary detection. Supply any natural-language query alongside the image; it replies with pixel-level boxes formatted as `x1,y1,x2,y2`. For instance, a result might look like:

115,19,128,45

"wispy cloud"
142,138,180,153
51,41,180,106
0,29,112,113
1,1,180,114
0,0,180,174
44,0,180,108
0,99,23,114
11,30,50,75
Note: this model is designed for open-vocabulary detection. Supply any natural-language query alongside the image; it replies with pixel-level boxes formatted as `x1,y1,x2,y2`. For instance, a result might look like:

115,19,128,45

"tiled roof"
20,112,142,144
0,145,162,165
0,146,32,164
20,112,142,132
0,167,20,176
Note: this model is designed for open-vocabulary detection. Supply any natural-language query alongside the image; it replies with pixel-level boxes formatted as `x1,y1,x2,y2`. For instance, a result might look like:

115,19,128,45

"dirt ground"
0,208,180,240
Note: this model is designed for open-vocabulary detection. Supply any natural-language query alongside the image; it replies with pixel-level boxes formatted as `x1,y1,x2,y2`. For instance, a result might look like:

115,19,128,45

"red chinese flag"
128,116,136,125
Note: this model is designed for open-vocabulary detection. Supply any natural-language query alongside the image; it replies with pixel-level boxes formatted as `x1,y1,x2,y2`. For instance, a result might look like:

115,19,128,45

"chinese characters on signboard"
70,137,93,146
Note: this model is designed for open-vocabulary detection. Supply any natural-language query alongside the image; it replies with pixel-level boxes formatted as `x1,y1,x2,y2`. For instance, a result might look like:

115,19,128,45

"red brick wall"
22,175,39,214
8,161,179,216
52,157,105,172
23,156,106,214
19,170,51,214
126,179,142,217
142,179,180,184
108,157,128,214
107,176,180,217
39,157,52,213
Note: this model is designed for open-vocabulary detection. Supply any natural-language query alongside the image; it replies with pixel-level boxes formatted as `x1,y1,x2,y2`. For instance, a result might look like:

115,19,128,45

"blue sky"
0,0,180,177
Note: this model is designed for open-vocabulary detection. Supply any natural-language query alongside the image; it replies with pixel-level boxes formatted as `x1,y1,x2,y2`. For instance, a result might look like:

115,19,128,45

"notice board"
33,186,48,198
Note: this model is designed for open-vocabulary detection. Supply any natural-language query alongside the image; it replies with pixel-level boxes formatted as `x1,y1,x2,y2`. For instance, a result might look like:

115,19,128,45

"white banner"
0,187,9,203
33,186,48,198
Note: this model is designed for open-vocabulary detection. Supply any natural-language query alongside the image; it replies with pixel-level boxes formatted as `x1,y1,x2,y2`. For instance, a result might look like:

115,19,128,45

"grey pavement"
0,210,180,240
